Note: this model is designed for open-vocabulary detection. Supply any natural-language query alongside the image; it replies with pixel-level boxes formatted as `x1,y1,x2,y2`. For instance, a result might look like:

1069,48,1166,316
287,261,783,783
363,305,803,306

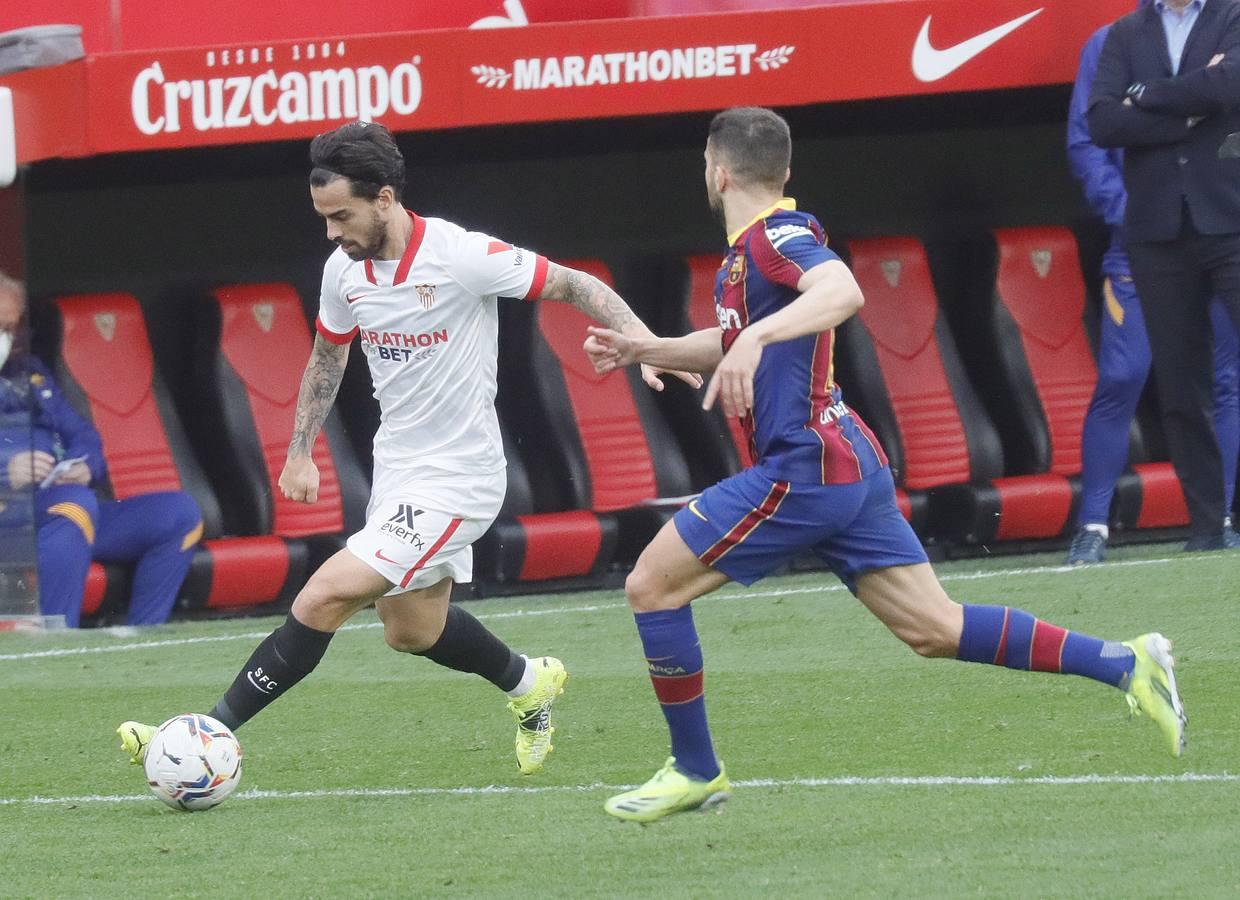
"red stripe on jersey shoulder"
487,240,513,255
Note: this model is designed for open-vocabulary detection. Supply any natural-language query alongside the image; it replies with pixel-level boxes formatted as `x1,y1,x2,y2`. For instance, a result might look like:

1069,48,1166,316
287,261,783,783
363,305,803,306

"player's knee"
902,628,954,658
51,485,100,520
382,623,437,654
897,610,960,658
166,492,203,536
624,564,672,613
290,573,361,624
42,487,99,546
381,627,436,654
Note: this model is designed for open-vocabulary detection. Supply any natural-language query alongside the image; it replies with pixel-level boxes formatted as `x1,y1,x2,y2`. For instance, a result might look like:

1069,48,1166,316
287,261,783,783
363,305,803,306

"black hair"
308,121,406,201
707,107,791,191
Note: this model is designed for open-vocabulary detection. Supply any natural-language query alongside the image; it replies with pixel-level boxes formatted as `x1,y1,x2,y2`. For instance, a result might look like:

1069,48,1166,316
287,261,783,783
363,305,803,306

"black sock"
210,613,334,730
415,604,526,691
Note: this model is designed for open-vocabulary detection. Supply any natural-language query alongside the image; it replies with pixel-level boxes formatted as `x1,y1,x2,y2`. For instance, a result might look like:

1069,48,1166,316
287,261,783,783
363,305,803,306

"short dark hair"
309,121,406,201
707,107,791,191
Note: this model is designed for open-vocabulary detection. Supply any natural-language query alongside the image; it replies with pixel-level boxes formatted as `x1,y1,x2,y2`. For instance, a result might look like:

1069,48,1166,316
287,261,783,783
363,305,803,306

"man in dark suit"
1088,0,1240,550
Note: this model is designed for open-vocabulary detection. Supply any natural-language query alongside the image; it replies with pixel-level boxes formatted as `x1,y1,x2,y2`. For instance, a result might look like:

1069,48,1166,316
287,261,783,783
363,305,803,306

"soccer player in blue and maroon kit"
586,107,1188,823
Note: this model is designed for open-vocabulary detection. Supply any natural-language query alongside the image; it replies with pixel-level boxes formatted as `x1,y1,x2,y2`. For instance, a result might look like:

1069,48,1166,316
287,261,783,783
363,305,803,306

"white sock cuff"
505,655,536,697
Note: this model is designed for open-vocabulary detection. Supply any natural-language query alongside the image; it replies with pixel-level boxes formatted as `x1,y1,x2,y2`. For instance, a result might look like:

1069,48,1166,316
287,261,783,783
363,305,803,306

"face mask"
0,331,12,371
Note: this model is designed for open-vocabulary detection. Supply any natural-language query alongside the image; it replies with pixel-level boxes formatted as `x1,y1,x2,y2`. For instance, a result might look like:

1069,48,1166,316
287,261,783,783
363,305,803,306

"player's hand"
279,455,320,503
7,450,54,490
703,331,762,416
584,327,703,391
639,364,703,392
584,327,631,373
52,461,92,486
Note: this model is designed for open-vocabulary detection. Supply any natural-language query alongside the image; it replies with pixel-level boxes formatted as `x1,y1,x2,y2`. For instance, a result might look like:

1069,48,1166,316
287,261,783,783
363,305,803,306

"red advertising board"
4,0,1134,163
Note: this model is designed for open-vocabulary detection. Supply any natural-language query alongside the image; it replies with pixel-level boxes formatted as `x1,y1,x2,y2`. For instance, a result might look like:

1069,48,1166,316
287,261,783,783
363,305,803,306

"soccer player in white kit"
118,121,694,775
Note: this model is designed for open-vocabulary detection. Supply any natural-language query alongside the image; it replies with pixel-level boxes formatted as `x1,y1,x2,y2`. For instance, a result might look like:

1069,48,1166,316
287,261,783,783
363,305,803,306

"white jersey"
316,211,548,475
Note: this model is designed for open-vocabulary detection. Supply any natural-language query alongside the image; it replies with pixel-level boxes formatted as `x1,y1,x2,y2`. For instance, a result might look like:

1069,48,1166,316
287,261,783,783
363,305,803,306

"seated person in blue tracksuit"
1066,15,1240,564
0,275,202,626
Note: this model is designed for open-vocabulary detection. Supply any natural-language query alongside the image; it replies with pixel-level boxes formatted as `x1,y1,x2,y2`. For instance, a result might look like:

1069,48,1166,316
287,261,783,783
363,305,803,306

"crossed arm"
1131,10,1240,117
1087,24,1195,148
1088,18,1240,148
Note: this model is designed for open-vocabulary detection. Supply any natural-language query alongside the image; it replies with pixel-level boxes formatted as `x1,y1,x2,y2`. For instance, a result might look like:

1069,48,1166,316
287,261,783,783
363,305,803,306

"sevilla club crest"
93,312,117,342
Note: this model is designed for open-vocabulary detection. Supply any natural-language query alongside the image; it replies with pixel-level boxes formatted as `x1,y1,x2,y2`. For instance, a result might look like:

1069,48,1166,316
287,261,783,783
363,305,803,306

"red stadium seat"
942,230,1155,542
189,283,370,565
44,293,307,612
991,228,1097,477
982,229,1175,533
841,237,1002,540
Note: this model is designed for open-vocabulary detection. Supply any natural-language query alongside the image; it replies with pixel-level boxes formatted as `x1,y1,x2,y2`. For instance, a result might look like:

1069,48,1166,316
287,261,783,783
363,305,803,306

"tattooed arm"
279,334,350,503
538,262,702,390
538,262,648,334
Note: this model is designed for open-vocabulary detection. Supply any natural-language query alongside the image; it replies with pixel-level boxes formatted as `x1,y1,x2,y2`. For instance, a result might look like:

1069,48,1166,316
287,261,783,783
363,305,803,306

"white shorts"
347,466,506,595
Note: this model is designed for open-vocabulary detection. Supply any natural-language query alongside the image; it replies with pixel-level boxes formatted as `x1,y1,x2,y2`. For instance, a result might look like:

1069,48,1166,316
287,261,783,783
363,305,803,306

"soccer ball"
143,714,243,811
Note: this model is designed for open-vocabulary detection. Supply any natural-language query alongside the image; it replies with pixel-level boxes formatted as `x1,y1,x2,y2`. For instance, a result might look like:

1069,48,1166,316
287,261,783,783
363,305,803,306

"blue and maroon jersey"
717,200,888,485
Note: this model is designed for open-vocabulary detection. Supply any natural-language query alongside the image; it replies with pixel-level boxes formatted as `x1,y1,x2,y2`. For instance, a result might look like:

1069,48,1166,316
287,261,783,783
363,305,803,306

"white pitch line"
2,772,1237,807
0,552,1217,663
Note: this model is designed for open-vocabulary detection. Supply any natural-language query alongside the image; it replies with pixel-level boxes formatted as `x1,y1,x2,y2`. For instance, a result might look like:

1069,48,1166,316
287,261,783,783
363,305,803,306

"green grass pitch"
2,543,1238,898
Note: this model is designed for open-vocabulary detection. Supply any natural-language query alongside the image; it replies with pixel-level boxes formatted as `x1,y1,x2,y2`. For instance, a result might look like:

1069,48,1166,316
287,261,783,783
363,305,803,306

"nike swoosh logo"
346,293,369,304
911,8,1043,83
688,499,708,522
374,548,400,564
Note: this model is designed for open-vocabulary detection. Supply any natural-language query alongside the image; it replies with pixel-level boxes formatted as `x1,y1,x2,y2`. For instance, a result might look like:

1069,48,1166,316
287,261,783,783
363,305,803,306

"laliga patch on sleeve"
765,224,814,249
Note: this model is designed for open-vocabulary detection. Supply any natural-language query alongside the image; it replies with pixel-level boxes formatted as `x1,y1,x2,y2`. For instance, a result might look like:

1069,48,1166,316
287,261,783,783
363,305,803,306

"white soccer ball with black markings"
144,714,243,811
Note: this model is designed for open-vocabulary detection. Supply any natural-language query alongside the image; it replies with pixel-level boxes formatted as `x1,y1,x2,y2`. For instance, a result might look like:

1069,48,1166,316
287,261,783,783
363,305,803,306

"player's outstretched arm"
280,334,350,503
539,261,703,391
585,326,723,375
538,261,647,333
703,260,863,416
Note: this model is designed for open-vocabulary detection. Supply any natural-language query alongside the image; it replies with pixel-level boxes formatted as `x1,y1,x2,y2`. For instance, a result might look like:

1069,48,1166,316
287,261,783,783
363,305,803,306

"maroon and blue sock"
634,606,720,781
957,604,1135,688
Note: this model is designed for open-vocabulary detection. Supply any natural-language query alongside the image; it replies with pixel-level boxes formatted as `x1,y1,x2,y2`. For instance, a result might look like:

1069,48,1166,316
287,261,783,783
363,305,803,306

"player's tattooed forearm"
289,337,348,457
551,267,640,332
